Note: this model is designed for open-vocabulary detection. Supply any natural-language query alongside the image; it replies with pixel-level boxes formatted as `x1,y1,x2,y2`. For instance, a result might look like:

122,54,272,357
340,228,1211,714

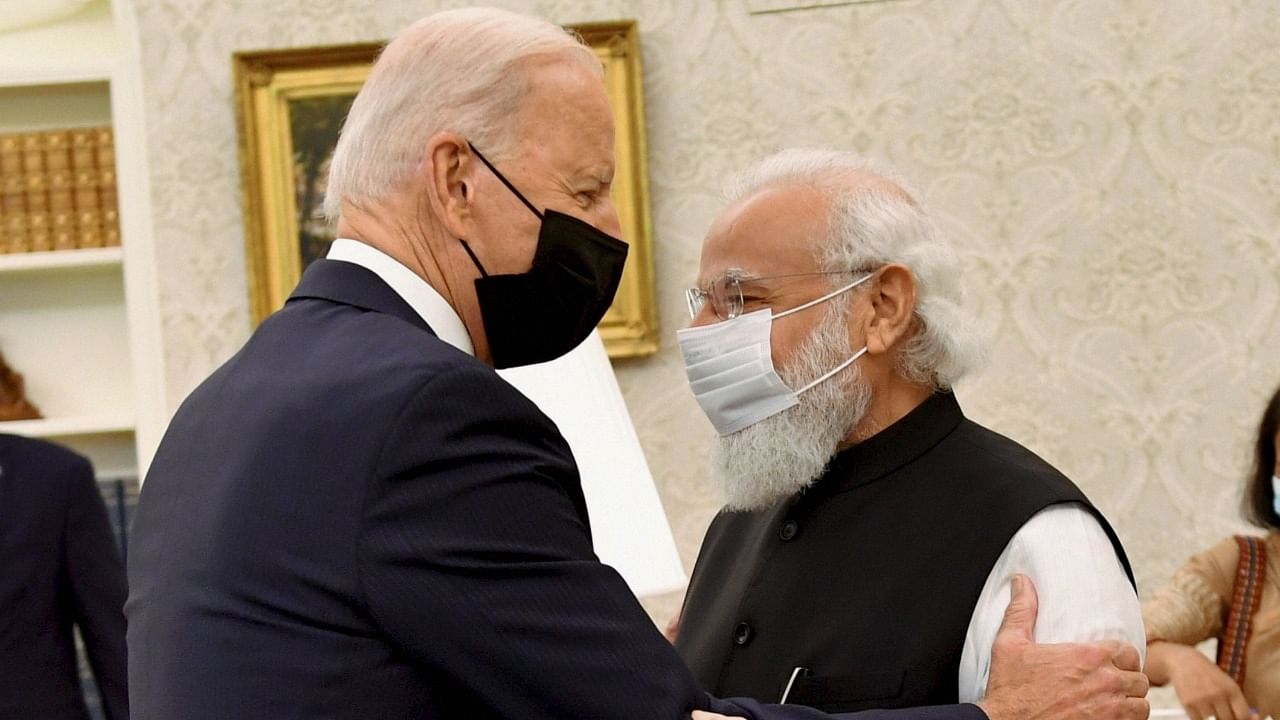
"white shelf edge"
0,65,113,88
0,246,123,274
0,414,135,438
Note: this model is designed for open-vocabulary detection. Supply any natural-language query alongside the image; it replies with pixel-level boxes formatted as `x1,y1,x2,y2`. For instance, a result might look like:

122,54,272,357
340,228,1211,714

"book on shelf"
0,126,120,254
24,134,52,252
71,129,102,249
20,132,43,174
0,133,19,174
100,185,120,247
44,131,73,252
69,128,96,172
73,171,102,249
95,128,120,248
1,173,27,254
49,164,75,252
0,136,14,254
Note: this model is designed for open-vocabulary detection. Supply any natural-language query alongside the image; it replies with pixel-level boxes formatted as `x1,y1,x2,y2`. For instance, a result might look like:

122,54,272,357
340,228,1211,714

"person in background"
0,433,129,720
1143,383,1280,720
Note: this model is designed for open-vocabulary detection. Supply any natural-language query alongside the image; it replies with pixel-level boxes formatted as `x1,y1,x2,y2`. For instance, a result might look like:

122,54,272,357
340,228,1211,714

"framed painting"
232,21,659,358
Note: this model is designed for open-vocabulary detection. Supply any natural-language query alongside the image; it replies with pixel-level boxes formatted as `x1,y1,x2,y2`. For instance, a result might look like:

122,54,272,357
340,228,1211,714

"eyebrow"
724,267,764,282
725,270,828,293
696,266,783,290
735,277,779,295
575,164,614,185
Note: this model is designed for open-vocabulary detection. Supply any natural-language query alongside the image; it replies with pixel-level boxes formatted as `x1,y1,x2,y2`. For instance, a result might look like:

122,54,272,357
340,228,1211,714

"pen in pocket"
779,666,810,704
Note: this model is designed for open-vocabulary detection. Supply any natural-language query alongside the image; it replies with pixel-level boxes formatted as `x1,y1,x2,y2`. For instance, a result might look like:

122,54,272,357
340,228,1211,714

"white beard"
710,305,872,512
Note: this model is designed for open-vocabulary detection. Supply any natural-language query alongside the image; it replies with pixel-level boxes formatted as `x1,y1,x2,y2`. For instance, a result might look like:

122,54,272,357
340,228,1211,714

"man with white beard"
672,149,1146,713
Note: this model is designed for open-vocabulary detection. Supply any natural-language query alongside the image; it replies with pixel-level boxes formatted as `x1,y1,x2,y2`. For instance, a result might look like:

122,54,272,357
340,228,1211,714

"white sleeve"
956,503,1146,703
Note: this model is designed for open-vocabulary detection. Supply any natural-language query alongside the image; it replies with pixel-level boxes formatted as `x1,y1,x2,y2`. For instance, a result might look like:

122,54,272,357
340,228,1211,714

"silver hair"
322,7,599,220
724,149,986,389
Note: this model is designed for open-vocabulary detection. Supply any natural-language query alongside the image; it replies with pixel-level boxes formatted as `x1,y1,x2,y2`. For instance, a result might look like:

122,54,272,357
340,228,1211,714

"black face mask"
460,143,629,369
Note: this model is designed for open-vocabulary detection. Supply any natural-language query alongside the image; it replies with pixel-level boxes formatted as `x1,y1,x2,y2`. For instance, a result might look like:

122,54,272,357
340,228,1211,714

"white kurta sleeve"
956,503,1146,703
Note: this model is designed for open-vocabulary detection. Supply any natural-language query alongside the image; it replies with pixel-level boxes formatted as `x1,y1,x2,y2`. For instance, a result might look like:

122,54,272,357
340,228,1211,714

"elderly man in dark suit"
0,434,128,720
126,7,1147,720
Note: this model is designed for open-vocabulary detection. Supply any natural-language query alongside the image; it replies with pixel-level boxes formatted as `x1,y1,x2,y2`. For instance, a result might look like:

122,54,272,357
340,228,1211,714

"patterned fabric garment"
1143,533,1280,717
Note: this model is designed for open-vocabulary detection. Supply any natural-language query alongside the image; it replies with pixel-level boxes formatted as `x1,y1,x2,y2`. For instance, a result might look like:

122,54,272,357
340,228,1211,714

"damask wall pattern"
134,0,1280,695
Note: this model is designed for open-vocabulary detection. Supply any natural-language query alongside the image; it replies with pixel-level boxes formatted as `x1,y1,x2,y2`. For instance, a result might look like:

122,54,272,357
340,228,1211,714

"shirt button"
779,519,799,541
733,622,754,646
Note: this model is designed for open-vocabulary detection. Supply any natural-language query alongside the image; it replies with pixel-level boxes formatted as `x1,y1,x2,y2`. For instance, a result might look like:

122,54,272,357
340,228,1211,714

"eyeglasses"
685,270,870,320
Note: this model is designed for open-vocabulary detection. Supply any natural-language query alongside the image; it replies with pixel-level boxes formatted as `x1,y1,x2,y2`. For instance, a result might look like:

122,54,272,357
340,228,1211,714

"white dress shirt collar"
326,238,475,356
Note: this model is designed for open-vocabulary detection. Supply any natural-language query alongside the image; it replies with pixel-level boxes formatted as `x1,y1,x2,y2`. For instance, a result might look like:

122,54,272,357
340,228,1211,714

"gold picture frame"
232,21,659,358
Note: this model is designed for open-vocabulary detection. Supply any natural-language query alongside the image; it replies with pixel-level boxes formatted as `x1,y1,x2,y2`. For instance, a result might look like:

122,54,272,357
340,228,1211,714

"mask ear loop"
796,346,869,394
467,141,544,220
782,271,877,394
773,271,875,321
458,141,545,278
459,239,489,278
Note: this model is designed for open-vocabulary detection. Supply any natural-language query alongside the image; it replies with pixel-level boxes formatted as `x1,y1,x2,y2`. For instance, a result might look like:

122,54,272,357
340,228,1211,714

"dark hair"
1245,383,1280,529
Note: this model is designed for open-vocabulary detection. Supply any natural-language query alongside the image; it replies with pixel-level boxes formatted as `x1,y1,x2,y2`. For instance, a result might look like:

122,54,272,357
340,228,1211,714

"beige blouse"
1143,533,1280,717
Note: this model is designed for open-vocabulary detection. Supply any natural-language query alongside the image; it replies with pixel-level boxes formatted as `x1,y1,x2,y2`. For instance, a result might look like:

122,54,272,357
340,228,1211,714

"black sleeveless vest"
674,392,1134,713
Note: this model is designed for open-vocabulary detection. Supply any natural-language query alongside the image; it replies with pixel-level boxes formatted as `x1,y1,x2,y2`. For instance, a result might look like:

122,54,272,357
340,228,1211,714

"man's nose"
689,303,719,329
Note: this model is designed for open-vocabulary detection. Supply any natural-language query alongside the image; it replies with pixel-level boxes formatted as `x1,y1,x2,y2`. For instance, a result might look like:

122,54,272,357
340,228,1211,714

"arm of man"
359,364,999,720
709,576,1147,720
959,504,1145,703
63,455,129,720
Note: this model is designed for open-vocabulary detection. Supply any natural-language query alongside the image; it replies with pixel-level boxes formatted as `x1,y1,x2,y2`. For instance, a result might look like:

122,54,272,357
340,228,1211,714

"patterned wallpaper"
134,0,1280,689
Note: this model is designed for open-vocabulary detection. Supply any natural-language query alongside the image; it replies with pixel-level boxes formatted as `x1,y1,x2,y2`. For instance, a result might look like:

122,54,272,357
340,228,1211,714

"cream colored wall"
135,0,1280,674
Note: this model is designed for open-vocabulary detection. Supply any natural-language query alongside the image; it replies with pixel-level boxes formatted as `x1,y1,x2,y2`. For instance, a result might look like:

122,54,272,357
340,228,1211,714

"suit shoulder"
400,360,558,429
0,434,91,474
0,435,94,508
301,299,474,373
232,296,481,392
944,419,1086,499
372,357,577,483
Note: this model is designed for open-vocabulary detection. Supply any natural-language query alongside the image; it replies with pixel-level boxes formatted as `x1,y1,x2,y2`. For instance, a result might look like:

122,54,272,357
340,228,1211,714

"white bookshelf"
0,246,123,273
1,414,134,437
0,0,165,479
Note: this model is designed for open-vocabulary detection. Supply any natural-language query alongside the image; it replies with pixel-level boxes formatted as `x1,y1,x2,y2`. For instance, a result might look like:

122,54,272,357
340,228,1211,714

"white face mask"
677,274,873,436
1272,475,1280,517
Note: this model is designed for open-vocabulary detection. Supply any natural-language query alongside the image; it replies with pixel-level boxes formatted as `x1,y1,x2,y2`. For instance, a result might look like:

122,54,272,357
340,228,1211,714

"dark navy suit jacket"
126,259,985,720
0,434,129,720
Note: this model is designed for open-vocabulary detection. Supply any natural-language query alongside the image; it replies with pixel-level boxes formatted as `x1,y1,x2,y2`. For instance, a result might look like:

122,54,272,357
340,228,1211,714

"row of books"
0,126,121,254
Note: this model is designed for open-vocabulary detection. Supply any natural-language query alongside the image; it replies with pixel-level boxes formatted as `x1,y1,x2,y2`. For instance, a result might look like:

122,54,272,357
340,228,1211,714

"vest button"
733,622,754,646
779,519,799,541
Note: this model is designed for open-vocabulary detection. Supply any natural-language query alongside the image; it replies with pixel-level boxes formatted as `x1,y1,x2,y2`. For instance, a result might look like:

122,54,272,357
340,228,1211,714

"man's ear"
423,132,474,240
861,264,918,356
